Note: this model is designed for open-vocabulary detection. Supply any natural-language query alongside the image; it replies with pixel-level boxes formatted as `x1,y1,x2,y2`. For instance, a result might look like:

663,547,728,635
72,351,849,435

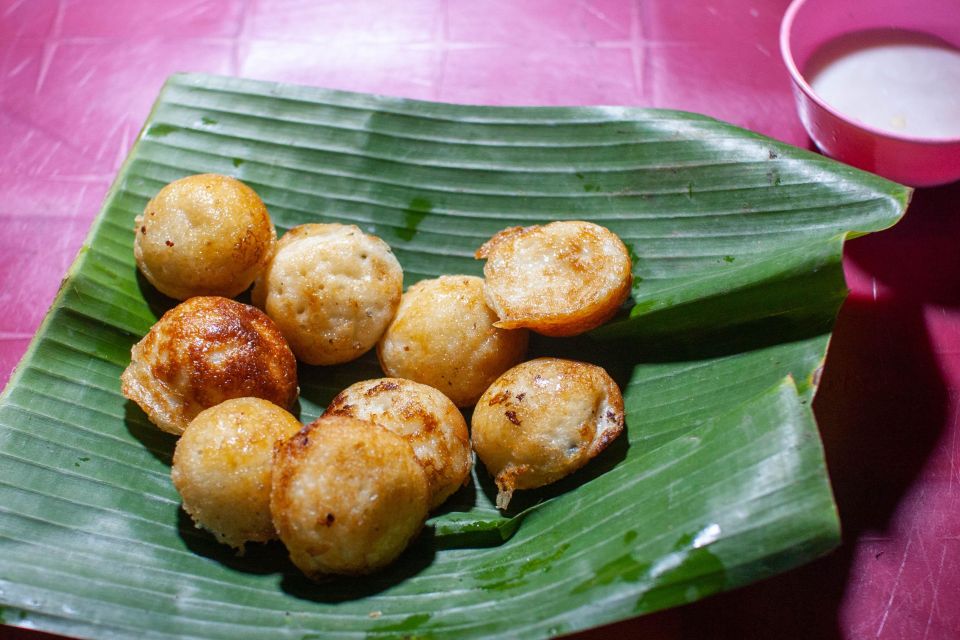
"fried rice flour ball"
120,296,298,435
271,416,429,577
325,378,472,509
134,174,277,300
475,220,632,336
377,275,528,406
252,223,403,365
471,357,625,510
172,398,302,550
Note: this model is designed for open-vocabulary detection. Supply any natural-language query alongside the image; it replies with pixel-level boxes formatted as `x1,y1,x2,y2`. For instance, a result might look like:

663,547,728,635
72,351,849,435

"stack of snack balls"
122,173,630,579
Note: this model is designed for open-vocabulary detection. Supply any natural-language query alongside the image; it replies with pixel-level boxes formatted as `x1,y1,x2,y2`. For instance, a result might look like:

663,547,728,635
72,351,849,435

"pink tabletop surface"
2,1,959,639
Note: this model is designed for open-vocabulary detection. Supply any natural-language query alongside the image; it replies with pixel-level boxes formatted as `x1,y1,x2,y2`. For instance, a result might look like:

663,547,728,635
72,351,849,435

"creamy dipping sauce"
805,29,960,139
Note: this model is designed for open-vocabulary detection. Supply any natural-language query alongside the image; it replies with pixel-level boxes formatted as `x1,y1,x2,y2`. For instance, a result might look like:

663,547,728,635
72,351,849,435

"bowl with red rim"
780,0,960,187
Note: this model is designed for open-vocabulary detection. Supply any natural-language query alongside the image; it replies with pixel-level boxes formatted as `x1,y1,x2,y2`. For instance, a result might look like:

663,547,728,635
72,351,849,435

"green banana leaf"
0,73,909,640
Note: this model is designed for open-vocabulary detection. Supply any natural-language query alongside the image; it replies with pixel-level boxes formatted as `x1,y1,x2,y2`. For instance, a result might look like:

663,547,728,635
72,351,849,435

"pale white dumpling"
171,398,303,550
271,415,429,577
253,223,403,365
325,378,472,509
134,174,276,300
471,357,625,510
377,275,528,406
476,220,632,336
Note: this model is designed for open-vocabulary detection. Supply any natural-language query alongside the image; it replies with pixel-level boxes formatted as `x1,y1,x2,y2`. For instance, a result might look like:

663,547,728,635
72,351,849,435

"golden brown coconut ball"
252,223,403,366
120,296,298,435
171,398,302,550
134,174,277,300
472,357,625,510
325,378,472,509
475,220,632,337
270,416,429,577
377,275,528,407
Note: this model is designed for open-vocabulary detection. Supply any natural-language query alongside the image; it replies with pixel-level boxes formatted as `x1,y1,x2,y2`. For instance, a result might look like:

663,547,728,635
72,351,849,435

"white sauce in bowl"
806,29,960,139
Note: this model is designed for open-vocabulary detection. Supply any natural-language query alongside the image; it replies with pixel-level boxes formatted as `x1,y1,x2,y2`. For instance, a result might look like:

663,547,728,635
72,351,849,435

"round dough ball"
475,220,632,336
120,296,299,435
326,378,472,509
252,223,403,365
172,398,302,550
134,174,276,300
377,275,528,407
271,416,429,577
472,357,625,510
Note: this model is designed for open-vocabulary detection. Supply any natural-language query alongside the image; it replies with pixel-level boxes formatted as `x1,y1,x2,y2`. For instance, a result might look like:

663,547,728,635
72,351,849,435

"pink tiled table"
2,1,958,638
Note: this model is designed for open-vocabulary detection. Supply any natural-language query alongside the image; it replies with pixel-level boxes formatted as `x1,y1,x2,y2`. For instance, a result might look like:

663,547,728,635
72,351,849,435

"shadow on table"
613,182,959,639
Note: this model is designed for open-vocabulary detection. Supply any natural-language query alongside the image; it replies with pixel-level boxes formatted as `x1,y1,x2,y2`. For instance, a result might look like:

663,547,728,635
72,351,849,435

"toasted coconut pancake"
120,296,298,435
134,174,276,300
172,398,302,550
271,416,429,577
377,275,528,406
326,378,472,509
252,223,403,365
476,220,632,336
471,357,625,510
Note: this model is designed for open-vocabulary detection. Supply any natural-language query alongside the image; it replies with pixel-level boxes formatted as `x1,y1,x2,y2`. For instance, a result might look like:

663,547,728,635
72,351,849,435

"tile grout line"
33,0,66,96
231,0,253,77
434,0,451,102
630,0,645,103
